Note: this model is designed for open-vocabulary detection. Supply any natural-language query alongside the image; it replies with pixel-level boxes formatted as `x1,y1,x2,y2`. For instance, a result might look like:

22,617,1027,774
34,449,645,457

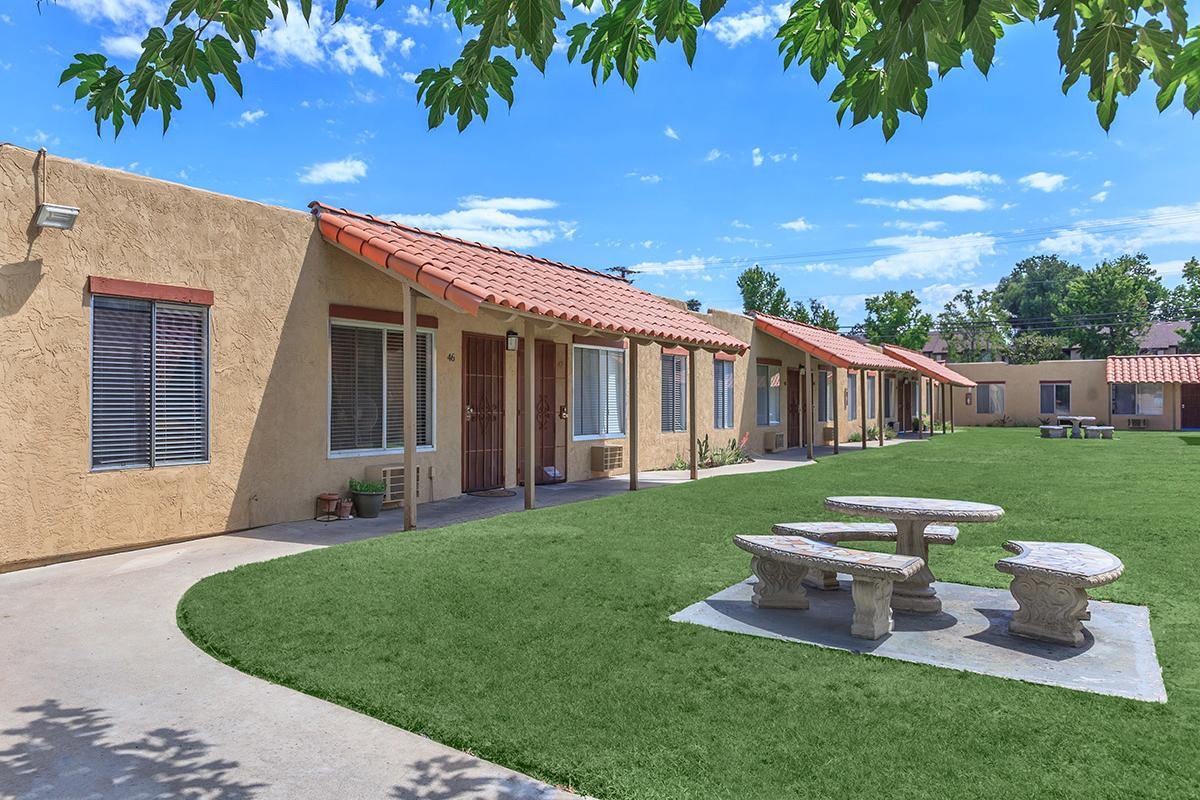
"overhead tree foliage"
1163,256,1200,353
53,0,1200,139
861,289,933,350
737,265,792,317
994,255,1085,330
1059,252,1166,358
935,288,1010,362
685,298,703,311
790,297,841,331
1007,330,1068,363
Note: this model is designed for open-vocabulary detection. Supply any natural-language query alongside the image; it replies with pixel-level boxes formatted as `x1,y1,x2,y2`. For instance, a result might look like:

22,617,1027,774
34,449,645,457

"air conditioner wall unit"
1127,418,1149,430
365,463,420,508
763,431,785,452
590,445,623,476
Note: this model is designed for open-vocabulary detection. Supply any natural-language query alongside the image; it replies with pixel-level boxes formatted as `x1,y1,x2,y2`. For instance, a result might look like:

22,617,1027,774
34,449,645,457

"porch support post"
805,352,815,461
524,317,537,510
629,340,639,491
941,383,947,434
832,367,840,454
402,285,417,531
916,376,923,439
928,378,935,436
860,370,868,450
688,347,698,480
950,386,955,432
877,372,885,446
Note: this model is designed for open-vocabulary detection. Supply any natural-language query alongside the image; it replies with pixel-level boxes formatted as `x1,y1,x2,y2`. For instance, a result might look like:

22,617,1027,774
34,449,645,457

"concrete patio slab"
671,577,1166,703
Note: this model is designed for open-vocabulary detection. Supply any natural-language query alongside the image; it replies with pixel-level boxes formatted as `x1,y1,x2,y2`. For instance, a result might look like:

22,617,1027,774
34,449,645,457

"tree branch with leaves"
55,0,1200,139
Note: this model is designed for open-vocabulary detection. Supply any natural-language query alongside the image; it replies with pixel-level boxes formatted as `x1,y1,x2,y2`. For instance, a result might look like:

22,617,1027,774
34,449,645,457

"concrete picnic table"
1057,415,1097,438
824,496,1005,614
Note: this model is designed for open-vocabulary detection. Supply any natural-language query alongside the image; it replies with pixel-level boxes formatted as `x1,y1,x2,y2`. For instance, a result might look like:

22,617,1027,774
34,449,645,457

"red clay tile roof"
752,313,914,371
1106,354,1200,384
311,203,747,352
882,343,977,387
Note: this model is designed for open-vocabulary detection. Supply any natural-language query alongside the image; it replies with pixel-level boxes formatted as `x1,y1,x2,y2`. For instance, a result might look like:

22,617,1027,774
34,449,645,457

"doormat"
468,489,517,498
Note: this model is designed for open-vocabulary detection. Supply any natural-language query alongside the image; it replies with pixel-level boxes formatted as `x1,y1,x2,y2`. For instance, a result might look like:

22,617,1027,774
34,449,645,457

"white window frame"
713,358,735,429
1112,382,1164,416
328,317,437,458
89,295,211,472
756,363,782,426
572,343,627,441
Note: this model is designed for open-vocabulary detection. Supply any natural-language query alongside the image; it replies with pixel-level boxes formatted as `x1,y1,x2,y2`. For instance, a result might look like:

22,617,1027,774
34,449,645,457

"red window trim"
756,357,782,366
714,352,737,362
977,380,1006,385
88,276,213,306
661,346,688,357
573,334,627,349
329,303,439,328
1039,380,1072,384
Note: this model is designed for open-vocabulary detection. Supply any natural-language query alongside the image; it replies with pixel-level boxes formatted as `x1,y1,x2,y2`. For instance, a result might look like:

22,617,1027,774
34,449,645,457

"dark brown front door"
787,368,801,448
462,333,505,492
1183,384,1200,428
517,340,567,485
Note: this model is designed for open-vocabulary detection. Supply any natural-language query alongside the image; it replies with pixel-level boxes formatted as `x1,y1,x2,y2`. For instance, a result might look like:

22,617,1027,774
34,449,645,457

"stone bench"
770,522,959,590
1085,425,1115,439
733,535,924,639
1040,425,1067,439
995,540,1124,646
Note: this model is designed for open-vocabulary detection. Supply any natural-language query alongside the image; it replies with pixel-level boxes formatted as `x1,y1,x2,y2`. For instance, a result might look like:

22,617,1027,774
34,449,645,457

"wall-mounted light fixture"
35,203,80,230
506,330,519,351
965,389,974,406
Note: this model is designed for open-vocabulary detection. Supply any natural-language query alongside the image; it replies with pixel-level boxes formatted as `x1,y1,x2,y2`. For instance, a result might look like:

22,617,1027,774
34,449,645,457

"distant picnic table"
1057,415,1097,439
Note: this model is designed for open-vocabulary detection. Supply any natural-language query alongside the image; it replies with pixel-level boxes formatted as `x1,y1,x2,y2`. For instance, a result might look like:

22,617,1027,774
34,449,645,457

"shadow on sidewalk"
0,699,266,799
390,754,564,800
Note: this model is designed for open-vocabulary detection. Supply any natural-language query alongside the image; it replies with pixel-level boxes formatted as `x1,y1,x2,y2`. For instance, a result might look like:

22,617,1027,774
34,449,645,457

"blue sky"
3,0,1199,324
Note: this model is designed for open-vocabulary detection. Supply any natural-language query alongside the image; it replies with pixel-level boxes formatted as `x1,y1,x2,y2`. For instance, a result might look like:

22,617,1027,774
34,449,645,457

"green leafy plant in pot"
349,478,386,519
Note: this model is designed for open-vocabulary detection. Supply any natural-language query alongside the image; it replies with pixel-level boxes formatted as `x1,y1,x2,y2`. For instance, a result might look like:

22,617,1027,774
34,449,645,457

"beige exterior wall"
947,359,1183,430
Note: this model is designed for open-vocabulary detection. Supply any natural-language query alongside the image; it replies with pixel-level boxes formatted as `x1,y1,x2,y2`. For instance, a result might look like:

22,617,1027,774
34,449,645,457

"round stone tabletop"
824,496,1005,522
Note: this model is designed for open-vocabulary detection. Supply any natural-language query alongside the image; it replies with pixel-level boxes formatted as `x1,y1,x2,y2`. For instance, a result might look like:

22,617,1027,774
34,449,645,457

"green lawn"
179,428,1200,799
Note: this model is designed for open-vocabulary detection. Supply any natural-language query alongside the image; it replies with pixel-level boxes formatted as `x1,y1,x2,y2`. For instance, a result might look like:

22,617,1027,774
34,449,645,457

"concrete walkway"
0,440,915,799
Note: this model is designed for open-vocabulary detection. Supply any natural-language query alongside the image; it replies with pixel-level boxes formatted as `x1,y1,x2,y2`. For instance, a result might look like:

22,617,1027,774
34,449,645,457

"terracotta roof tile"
1106,354,1200,384
881,343,977,387
311,203,747,352
752,313,913,371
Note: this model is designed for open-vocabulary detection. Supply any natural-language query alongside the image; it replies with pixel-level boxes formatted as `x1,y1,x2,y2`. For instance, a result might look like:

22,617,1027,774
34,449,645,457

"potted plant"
349,478,386,519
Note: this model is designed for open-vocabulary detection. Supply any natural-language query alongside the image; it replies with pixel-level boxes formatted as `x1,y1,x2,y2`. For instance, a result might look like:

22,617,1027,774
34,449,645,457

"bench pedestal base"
803,569,841,591
1007,573,1090,647
850,578,894,639
749,556,809,609
892,520,942,614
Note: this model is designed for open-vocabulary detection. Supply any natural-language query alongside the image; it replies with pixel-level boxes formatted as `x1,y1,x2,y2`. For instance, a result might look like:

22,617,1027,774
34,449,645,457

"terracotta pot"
337,498,354,519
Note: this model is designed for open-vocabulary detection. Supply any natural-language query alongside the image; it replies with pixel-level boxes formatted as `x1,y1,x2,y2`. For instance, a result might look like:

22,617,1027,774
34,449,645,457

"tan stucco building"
1,145,967,571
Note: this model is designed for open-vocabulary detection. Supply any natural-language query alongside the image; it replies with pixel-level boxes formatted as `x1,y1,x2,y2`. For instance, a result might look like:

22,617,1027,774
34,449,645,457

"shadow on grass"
0,699,266,799
390,754,564,799
1178,436,1200,446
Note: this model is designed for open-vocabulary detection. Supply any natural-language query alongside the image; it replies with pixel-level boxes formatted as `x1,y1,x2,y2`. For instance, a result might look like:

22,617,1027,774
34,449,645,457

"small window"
848,373,858,421
756,364,781,426
91,296,209,470
817,370,832,422
1040,382,1071,415
884,377,894,418
713,358,734,429
574,345,626,438
866,374,877,420
1113,383,1163,415
977,383,1005,415
661,353,688,433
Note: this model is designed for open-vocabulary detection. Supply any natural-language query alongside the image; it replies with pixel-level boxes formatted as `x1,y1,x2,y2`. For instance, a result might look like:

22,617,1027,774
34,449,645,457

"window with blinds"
818,370,831,422
755,364,781,425
661,354,687,432
573,345,626,438
713,358,734,429
91,296,208,470
329,322,434,454
866,374,877,420
848,372,858,421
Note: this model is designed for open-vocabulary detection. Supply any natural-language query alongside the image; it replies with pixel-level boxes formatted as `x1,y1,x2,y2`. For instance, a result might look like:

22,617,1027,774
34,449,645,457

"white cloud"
860,195,990,212
1019,171,1069,192
779,217,813,232
862,171,1003,187
101,34,145,59
1091,191,1108,203
847,233,997,281
259,5,405,76
918,280,998,309
298,157,367,184
27,130,60,147
627,256,712,275
0,14,11,24
664,126,680,140
1153,260,1188,279
400,71,419,84
709,3,789,46
751,147,764,167
626,171,662,184
386,196,575,250
56,0,164,26
731,219,751,229
1036,203,1200,257
886,220,945,232
704,148,723,162
235,109,267,127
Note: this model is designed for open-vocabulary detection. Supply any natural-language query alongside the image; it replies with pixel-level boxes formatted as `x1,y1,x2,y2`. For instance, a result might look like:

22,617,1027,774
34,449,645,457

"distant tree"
685,298,702,312
1060,253,1166,358
1008,331,1068,364
737,265,791,317
935,289,1010,362
790,298,840,331
994,255,1085,330
862,290,933,351
1167,257,1200,353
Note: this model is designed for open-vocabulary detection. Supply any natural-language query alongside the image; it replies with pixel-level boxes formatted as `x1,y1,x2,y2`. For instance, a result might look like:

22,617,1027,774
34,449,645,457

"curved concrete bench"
734,535,924,639
1085,425,1115,439
769,522,959,590
995,540,1124,646
1039,425,1067,439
